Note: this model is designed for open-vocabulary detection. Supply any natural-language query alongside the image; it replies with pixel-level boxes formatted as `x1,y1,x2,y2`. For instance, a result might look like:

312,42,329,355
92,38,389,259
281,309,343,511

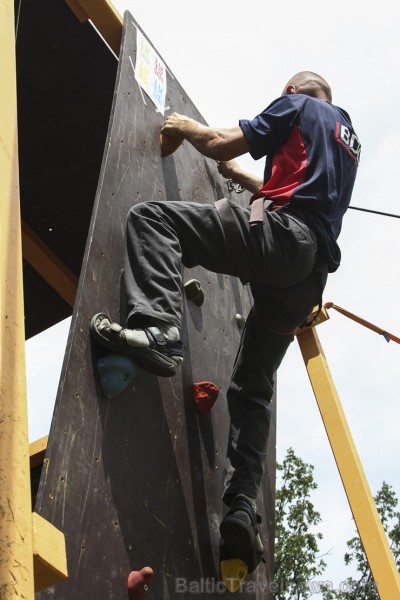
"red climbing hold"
127,567,154,600
193,381,219,414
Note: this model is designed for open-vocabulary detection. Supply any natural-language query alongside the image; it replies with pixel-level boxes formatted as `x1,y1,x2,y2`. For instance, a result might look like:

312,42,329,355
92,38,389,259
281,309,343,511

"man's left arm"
217,159,263,194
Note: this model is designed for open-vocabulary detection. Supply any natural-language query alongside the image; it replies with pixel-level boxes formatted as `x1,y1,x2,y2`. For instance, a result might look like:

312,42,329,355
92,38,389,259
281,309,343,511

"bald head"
282,71,332,102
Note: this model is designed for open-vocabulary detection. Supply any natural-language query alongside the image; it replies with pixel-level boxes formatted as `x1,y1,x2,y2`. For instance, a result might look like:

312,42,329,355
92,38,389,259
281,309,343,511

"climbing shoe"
219,494,264,573
90,313,183,378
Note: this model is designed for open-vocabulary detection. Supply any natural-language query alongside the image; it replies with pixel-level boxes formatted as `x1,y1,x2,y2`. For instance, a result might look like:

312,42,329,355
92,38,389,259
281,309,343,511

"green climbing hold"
184,279,205,307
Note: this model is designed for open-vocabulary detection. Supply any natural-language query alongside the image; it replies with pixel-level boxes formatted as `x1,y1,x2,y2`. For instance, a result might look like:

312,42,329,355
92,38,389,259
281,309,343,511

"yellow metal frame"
297,320,400,598
0,1,68,596
0,0,35,596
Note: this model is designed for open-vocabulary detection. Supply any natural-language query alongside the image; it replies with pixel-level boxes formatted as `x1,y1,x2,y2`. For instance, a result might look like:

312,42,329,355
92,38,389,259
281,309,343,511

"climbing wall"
35,12,276,599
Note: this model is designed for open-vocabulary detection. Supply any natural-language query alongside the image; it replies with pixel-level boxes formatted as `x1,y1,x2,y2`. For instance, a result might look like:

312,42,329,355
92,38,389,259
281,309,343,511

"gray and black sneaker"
219,494,264,573
90,313,183,378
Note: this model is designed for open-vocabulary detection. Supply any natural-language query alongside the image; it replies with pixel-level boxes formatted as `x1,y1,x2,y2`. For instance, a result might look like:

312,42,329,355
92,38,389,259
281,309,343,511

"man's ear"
286,84,296,95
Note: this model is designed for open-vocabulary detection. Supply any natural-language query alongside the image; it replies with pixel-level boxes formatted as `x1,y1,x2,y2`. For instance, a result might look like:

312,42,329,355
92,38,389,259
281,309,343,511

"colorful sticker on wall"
135,30,167,115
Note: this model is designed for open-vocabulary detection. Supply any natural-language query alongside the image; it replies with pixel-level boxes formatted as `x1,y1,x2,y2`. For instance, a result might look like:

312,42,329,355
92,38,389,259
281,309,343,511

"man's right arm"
161,113,250,162
161,113,263,194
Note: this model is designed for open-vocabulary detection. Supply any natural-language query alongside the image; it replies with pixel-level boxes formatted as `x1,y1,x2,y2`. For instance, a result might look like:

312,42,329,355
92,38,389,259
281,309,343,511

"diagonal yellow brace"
297,326,400,598
64,0,123,56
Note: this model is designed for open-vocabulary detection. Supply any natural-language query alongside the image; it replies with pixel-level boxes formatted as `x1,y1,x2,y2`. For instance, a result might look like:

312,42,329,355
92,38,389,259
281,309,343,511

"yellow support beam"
297,326,400,598
32,513,68,592
29,442,68,591
21,221,78,308
0,0,35,596
64,0,123,56
29,435,49,469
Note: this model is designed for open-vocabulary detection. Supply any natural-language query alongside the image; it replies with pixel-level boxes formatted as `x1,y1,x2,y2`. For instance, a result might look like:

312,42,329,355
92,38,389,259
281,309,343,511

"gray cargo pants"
123,199,327,505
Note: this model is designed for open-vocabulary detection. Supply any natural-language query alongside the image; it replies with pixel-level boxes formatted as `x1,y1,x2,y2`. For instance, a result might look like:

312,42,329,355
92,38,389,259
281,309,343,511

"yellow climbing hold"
220,558,248,592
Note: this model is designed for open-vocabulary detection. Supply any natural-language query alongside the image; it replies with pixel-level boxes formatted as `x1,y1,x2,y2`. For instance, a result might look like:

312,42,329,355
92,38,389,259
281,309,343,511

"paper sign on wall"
135,30,167,115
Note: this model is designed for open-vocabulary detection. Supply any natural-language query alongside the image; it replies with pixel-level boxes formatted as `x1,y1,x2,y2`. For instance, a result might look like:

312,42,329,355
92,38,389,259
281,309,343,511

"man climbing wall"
91,70,360,574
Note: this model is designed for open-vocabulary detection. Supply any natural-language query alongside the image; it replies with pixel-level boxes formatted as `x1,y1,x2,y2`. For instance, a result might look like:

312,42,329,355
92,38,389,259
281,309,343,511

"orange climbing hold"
193,381,219,414
127,566,154,600
160,132,183,156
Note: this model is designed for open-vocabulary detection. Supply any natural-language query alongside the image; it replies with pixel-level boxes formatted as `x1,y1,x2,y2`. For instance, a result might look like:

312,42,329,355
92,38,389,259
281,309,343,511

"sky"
26,0,400,593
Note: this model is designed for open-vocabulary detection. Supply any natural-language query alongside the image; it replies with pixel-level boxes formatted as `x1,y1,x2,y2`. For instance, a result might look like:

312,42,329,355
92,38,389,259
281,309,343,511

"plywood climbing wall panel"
35,12,276,599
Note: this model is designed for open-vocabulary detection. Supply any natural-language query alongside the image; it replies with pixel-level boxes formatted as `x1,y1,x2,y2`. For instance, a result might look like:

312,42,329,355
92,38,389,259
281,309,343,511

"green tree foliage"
321,481,400,599
274,447,327,599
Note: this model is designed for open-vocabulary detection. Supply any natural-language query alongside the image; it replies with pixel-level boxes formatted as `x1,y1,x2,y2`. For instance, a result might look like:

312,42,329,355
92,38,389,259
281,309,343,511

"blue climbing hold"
96,353,137,399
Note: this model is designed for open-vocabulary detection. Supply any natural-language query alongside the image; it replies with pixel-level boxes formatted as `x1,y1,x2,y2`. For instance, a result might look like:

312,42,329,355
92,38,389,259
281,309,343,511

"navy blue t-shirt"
239,94,360,272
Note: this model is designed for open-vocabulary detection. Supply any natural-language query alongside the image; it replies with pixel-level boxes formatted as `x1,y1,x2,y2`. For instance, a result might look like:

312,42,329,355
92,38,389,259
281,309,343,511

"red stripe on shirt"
251,125,307,207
